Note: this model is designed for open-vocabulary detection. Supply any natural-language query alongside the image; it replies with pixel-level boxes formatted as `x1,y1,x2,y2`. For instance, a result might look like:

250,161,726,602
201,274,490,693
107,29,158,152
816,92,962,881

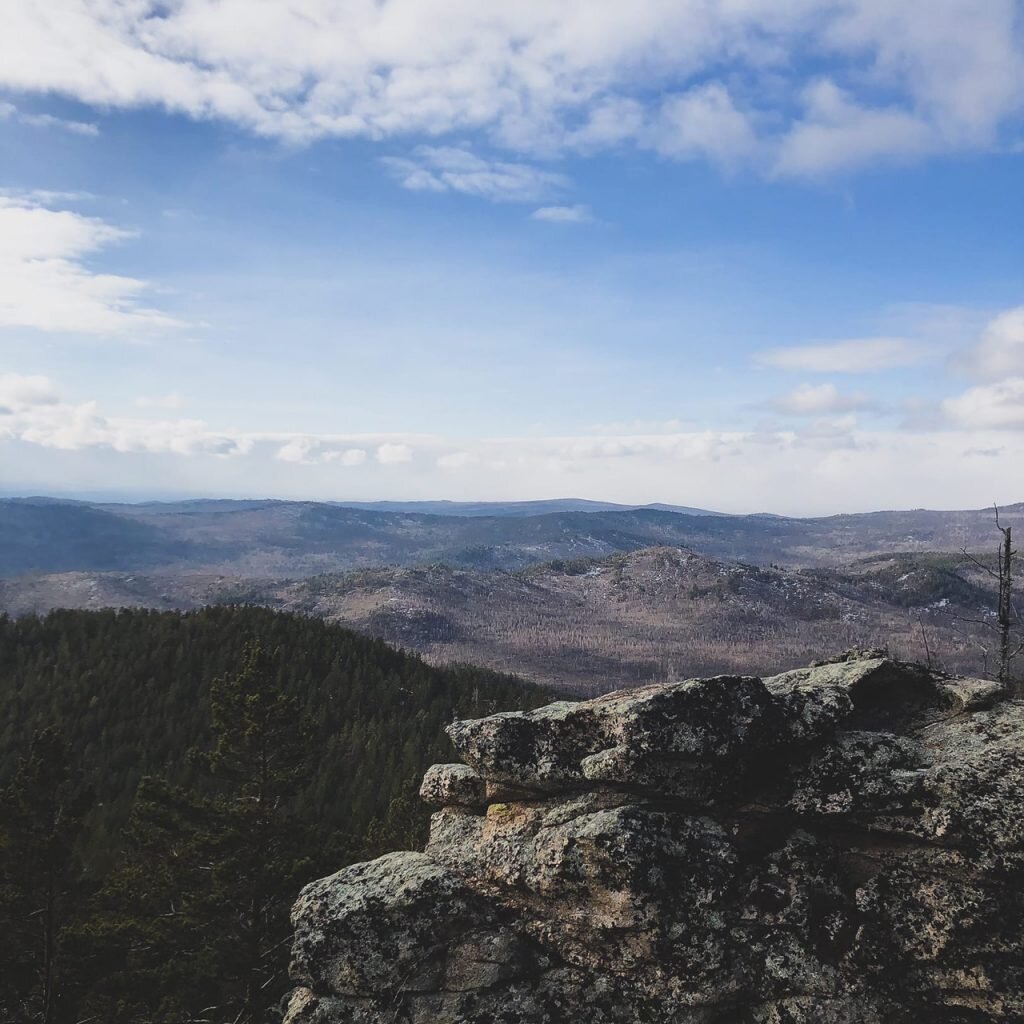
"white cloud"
275,438,319,464
565,97,647,151
775,80,935,177
325,448,368,467
959,306,1024,380
18,112,98,136
530,204,593,224
0,192,181,334
0,372,60,410
1,2,1020,176
0,400,250,456
4,188,95,205
943,378,1024,430
383,147,568,203
823,1,1023,148
758,337,925,374
276,439,371,466
770,382,875,415
654,84,758,168
376,442,414,465
0,375,430,464
0,100,98,135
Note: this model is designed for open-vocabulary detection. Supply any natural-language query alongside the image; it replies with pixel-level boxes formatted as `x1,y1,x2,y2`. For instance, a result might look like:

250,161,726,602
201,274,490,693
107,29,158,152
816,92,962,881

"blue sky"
1,2,1023,514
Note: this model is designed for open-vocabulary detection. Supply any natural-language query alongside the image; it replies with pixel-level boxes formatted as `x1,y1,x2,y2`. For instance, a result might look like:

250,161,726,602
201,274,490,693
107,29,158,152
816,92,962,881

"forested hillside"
0,607,546,1022
0,606,543,854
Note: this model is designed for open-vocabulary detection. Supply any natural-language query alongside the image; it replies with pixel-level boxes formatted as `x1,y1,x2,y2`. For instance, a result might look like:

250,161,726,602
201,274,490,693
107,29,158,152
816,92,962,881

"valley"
1,544,997,694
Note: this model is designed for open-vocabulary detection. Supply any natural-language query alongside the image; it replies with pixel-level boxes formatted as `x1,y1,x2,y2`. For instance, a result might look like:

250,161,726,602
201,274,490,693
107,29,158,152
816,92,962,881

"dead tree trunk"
996,510,1015,689
958,504,1023,696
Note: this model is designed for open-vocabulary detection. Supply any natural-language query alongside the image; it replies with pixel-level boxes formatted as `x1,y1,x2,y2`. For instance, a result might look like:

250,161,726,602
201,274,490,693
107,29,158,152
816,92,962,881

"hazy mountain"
328,499,725,517
0,498,192,576
1,496,1018,579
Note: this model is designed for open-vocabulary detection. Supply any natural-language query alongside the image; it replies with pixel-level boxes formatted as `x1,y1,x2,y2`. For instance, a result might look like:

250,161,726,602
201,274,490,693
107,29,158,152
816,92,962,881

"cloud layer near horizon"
2,361,1024,515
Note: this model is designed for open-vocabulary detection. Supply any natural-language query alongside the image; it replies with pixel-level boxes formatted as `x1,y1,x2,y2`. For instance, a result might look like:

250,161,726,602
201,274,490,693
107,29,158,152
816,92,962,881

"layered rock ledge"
284,653,1024,1023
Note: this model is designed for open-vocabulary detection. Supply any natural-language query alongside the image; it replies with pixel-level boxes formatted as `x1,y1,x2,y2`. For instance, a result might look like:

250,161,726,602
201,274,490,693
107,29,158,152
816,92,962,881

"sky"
1,1,1023,515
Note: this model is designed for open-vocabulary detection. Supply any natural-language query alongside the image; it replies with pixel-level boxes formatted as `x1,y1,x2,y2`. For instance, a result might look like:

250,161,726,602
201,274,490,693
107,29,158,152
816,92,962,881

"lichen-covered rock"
419,763,487,809
446,673,851,800
289,852,510,998
285,655,1024,1024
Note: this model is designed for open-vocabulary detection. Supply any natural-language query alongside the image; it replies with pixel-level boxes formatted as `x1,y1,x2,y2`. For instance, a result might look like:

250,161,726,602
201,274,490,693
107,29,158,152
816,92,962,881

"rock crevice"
285,653,1024,1023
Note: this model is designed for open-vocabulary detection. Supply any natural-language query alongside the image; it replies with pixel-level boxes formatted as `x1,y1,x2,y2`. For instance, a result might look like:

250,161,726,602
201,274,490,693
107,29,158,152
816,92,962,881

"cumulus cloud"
758,337,925,374
775,80,935,177
0,400,250,456
943,378,1024,430
769,382,875,415
958,306,1024,380
383,147,568,203
654,84,758,168
376,442,414,465
326,448,368,467
0,385,392,460
0,192,181,334
530,204,593,224
276,439,370,465
0,372,60,410
1,2,1021,176
275,438,320,464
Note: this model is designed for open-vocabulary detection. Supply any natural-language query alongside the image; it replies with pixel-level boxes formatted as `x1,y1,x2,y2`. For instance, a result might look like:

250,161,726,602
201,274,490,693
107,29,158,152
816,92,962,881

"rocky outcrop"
284,653,1024,1023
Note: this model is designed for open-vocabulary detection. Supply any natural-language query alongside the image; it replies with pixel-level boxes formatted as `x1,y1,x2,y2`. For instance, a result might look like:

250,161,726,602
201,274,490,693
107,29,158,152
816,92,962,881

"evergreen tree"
82,642,339,1023
0,728,92,1024
196,641,322,1022
363,777,431,858
72,776,228,1023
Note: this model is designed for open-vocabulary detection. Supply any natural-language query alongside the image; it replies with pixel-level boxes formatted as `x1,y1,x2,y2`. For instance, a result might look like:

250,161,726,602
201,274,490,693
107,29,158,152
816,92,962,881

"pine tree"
363,777,431,858
195,641,322,1022
0,728,93,1024
80,641,342,1023
72,776,226,1023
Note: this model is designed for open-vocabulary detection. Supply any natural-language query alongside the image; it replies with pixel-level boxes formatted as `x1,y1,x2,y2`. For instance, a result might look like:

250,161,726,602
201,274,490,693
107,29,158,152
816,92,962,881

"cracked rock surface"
284,653,1024,1023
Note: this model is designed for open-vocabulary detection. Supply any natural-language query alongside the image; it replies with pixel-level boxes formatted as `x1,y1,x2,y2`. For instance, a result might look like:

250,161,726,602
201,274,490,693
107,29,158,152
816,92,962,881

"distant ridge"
328,498,726,517
1,495,1022,579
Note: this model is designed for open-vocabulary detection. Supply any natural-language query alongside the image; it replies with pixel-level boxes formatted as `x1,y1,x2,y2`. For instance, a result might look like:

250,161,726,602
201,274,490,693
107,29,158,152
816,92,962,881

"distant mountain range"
0,496,1018,579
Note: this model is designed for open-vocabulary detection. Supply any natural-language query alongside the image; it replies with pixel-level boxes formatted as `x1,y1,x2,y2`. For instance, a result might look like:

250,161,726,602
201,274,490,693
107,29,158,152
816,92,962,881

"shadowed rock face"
284,653,1024,1023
